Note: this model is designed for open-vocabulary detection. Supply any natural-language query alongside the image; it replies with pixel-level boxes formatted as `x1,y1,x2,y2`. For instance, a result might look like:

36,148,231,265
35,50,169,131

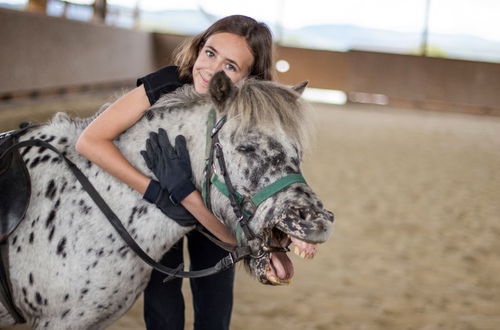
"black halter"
201,109,307,253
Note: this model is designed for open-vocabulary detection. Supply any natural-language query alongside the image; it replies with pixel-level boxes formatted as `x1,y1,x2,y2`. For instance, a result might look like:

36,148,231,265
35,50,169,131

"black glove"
141,128,196,204
143,180,197,227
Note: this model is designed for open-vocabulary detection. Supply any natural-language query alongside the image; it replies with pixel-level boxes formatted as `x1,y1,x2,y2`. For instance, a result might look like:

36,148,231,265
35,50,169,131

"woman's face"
192,32,254,94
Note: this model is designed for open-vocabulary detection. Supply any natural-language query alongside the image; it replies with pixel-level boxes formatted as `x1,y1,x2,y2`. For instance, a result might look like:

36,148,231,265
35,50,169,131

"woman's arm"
182,192,238,245
76,85,151,194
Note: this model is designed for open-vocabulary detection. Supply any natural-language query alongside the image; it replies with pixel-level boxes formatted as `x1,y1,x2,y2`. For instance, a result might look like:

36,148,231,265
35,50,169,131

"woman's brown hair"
174,15,275,82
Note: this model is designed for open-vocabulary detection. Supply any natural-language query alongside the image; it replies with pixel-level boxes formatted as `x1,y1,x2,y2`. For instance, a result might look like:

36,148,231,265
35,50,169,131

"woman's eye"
225,63,236,72
205,50,214,57
236,145,256,153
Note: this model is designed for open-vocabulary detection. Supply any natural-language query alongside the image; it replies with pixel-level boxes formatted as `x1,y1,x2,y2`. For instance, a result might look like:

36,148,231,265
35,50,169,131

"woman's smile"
192,32,254,94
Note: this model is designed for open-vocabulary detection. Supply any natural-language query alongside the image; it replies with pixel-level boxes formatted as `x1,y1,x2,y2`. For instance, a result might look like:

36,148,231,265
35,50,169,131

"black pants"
143,230,235,330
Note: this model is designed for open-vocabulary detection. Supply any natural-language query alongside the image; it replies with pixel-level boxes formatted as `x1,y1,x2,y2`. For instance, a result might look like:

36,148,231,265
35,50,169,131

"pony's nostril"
326,210,334,222
298,208,308,220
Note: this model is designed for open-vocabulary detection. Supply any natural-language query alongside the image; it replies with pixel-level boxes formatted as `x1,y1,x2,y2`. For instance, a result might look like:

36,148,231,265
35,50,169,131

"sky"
3,0,500,41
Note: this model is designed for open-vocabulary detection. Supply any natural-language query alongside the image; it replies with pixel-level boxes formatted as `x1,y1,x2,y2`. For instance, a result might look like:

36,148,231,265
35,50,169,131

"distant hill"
282,24,421,52
283,24,500,63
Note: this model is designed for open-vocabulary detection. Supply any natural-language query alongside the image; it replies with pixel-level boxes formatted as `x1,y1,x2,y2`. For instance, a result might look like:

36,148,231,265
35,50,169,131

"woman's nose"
208,59,224,73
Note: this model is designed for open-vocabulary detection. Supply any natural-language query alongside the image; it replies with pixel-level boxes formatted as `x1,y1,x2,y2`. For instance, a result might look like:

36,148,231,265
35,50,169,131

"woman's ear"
209,71,237,112
292,81,308,96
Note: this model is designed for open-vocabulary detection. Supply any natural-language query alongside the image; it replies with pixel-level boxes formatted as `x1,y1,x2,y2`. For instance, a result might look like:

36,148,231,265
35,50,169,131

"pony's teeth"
268,275,281,284
268,275,278,283
293,242,318,259
267,275,291,285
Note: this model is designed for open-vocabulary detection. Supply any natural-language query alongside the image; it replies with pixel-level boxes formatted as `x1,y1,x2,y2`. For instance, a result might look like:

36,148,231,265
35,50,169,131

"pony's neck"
127,101,238,233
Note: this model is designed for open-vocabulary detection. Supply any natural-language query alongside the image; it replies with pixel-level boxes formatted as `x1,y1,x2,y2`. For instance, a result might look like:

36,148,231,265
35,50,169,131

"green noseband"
209,174,306,210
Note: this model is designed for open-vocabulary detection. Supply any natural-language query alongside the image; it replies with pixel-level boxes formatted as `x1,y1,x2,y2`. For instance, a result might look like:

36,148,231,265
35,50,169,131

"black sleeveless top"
136,66,189,106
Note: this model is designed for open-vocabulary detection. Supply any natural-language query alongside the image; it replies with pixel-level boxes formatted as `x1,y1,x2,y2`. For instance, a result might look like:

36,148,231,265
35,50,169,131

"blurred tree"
408,45,447,58
26,0,47,13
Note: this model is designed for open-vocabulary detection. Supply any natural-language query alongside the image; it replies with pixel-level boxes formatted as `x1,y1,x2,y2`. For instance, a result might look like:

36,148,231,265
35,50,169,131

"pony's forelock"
227,79,312,150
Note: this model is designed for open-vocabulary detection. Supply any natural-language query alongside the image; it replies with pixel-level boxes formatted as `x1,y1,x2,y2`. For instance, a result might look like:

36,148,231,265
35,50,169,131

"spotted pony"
0,72,334,329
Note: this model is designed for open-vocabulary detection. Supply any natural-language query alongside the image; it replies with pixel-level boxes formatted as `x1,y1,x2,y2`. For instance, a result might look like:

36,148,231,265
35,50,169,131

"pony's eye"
236,145,256,153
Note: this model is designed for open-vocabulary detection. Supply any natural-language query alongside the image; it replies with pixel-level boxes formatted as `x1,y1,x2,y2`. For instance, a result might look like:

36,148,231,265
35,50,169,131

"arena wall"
0,8,154,95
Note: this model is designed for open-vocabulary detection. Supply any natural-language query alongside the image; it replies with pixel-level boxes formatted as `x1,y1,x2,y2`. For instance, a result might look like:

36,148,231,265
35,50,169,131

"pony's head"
206,71,334,285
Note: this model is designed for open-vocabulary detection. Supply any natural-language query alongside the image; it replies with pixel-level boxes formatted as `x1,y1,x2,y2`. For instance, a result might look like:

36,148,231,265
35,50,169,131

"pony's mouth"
263,228,318,285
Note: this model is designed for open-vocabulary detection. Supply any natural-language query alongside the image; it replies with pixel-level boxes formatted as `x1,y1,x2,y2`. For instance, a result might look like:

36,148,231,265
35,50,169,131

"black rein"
0,128,250,282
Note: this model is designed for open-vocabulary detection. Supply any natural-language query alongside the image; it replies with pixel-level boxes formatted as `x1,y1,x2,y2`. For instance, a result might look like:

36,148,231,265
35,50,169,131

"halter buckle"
211,116,227,137
242,196,257,216
211,163,219,177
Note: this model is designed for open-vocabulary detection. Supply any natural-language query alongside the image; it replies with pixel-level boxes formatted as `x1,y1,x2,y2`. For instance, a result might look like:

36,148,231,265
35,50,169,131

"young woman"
76,15,275,330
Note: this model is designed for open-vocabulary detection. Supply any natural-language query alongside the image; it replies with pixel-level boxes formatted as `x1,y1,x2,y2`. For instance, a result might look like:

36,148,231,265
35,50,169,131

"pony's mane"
156,79,311,149
154,85,207,110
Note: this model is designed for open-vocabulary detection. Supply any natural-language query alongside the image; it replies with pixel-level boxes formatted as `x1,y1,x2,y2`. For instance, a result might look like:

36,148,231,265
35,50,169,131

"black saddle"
0,124,32,243
0,123,33,324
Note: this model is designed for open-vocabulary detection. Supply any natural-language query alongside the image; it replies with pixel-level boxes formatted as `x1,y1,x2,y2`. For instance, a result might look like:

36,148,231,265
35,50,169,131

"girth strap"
1,138,251,281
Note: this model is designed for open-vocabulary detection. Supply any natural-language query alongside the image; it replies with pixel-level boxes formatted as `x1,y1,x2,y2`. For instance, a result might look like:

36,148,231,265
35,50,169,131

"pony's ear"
292,80,308,96
209,71,236,112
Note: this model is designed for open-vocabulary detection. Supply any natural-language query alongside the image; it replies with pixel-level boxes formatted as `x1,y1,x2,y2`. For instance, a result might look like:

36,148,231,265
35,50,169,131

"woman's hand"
141,128,195,204
141,128,237,244
143,180,197,227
